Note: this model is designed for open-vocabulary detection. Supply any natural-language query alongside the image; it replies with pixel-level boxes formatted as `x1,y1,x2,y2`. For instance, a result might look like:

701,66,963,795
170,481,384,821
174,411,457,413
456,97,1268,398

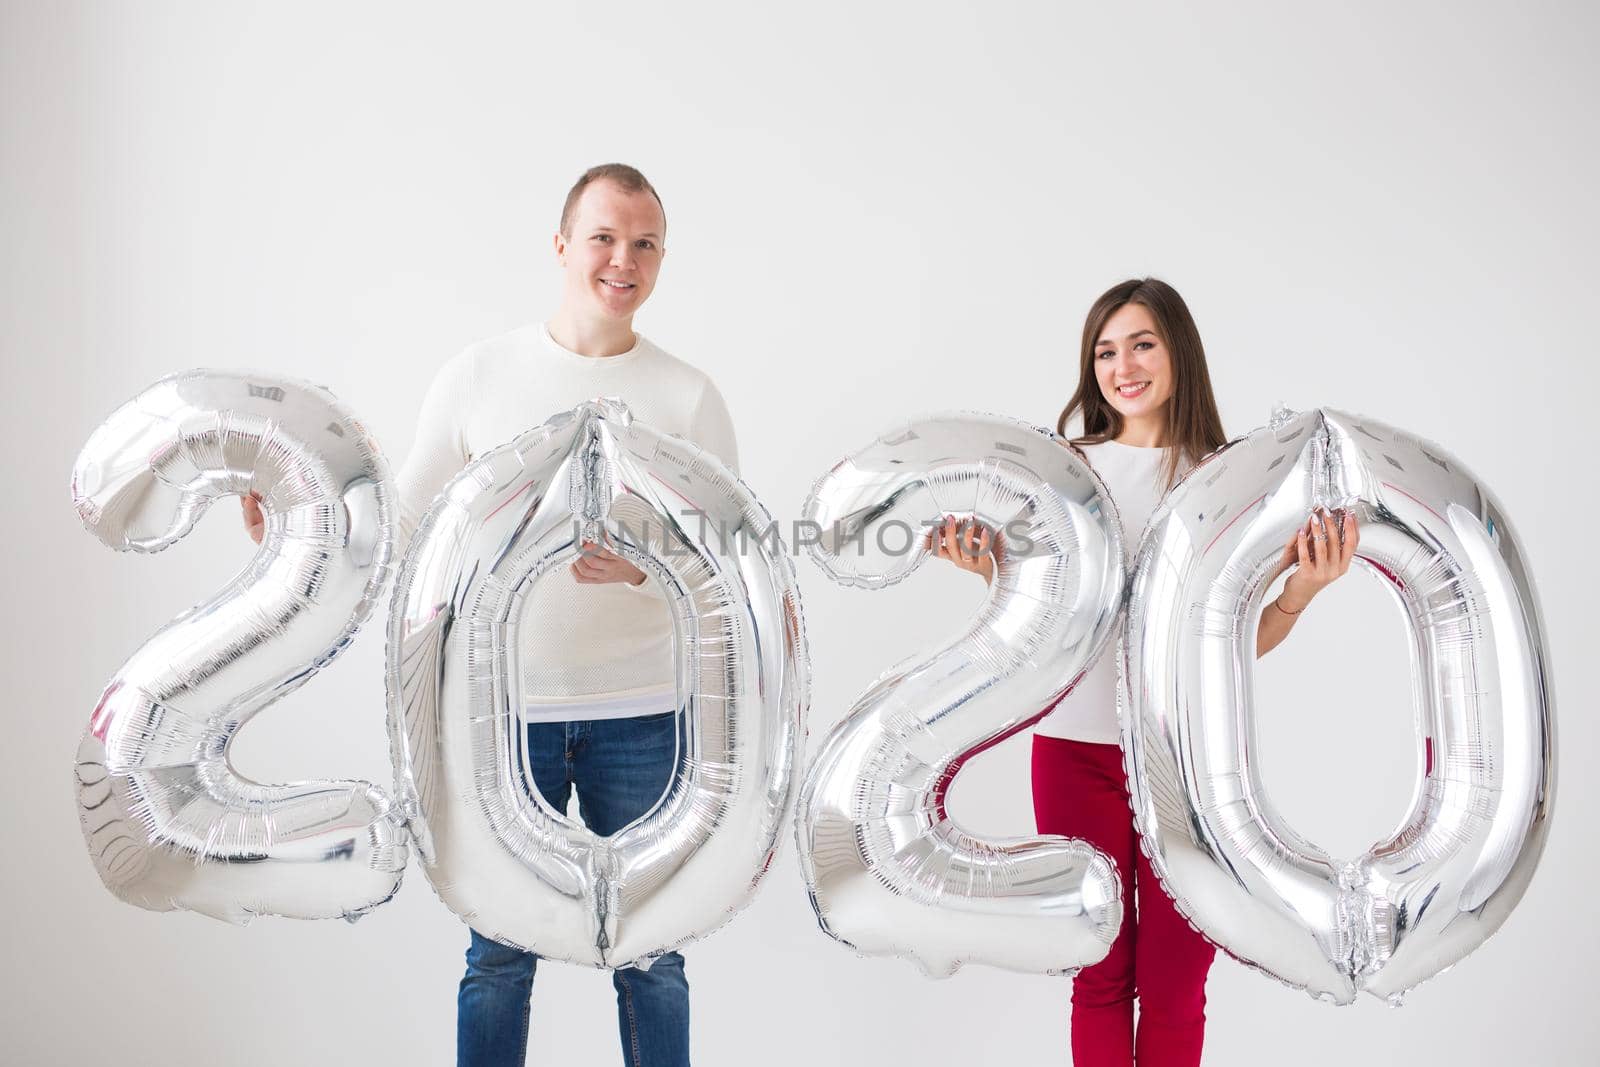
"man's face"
554,180,666,320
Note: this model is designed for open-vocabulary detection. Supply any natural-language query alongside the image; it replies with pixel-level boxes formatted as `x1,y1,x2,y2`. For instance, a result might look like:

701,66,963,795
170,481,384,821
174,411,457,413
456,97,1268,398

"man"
243,163,734,1067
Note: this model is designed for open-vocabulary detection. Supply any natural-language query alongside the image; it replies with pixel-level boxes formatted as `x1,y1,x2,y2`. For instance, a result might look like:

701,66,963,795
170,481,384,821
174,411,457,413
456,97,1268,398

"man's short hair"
559,163,665,237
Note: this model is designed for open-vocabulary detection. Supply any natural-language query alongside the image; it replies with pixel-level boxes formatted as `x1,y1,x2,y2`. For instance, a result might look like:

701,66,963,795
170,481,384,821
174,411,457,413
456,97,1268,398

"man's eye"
636,240,655,250
593,234,612,243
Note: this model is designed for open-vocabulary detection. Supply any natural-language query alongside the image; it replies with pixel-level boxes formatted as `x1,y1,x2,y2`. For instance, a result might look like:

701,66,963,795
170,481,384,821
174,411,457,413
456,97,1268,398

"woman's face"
1094,302,1174,423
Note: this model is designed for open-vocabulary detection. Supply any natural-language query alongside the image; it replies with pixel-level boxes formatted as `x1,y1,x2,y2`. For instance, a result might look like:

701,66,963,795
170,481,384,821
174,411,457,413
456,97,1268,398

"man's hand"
240,491,265,545
571,539,648,586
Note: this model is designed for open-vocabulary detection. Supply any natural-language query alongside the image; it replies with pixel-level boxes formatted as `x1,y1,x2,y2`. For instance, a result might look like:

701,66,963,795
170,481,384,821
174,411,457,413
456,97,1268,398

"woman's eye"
1096,350,1115,359
1134,341,1154,351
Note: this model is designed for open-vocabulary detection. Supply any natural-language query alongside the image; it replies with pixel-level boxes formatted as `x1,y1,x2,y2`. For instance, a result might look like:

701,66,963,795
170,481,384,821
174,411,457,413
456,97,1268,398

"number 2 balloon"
71,371,407,923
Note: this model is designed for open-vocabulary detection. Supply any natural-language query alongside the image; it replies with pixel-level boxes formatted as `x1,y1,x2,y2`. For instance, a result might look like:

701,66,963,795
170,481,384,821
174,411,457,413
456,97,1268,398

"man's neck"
547,307,637,358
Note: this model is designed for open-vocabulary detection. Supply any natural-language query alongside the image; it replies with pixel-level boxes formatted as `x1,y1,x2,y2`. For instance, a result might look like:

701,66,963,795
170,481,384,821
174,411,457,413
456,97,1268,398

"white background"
3,2,1594,1063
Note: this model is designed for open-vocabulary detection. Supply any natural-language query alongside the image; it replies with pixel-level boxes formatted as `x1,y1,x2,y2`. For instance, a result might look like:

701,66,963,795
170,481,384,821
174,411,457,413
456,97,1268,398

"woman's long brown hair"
1056,278,1228,490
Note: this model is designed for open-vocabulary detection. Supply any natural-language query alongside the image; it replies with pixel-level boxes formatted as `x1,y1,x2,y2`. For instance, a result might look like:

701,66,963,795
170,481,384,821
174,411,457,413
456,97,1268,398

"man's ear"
552,230,567,262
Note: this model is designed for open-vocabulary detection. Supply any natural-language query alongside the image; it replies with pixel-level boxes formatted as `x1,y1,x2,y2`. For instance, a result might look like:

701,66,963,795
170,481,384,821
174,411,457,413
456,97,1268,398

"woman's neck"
546,308,637,358
1115,414,1168,448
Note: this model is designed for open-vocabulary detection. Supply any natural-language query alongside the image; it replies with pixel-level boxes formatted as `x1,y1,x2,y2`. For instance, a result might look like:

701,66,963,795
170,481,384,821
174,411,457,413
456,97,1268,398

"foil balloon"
71,370,407,923
1123,406,1555,1004
796,413,1125,976
388,397,807,968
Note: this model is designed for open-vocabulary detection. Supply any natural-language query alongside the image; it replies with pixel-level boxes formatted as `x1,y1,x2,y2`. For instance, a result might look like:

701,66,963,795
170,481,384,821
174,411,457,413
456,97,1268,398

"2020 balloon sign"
70,373,1554,1003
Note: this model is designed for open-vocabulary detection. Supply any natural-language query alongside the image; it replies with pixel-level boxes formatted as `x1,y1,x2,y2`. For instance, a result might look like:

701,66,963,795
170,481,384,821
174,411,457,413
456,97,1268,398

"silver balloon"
388,397,807,968
796,413,1126,976
71,370,407,923
1123,406,1555,1004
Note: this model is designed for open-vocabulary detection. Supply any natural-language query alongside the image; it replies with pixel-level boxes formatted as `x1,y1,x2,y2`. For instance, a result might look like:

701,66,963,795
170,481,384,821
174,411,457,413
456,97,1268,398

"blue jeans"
457,711,690,1067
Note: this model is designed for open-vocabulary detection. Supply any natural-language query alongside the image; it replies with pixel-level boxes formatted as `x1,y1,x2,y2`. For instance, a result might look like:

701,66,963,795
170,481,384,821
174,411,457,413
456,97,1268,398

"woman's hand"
240,491,265,545
571,538,648,586
1256,507,1359,656
1275,507,1359,612
926,515,995,585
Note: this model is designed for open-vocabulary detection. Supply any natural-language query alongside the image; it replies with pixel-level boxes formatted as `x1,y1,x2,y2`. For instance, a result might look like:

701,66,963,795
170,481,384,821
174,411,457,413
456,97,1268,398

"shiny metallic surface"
389,398,807,968
70,370,406,923
796,413,1126,976
1123,407,1555,1004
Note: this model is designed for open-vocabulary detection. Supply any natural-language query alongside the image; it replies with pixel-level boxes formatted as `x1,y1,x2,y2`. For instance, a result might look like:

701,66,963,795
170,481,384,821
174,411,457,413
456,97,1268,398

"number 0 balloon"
71,371,407,923
1123,407,1555,1003
388,398,807,968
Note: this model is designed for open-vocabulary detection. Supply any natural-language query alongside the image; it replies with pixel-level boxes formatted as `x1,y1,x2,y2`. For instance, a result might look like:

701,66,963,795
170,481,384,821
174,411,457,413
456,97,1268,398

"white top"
1035,439,1177,744
394,323,739,723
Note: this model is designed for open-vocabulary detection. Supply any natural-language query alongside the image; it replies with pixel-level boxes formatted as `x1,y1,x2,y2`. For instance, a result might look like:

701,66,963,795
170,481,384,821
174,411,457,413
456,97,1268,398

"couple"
245,163,1357,1067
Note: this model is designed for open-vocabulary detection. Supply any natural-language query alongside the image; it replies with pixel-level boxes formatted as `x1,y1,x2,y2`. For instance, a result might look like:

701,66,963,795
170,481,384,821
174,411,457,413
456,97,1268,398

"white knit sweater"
394,323,739,720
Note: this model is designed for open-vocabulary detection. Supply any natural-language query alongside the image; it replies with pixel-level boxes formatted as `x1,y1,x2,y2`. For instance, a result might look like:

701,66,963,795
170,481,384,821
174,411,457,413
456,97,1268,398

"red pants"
1032,735,1216,1067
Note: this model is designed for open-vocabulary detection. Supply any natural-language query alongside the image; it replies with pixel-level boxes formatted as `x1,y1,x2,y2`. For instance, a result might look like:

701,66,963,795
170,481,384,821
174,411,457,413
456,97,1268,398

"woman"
933,277,1358,1066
